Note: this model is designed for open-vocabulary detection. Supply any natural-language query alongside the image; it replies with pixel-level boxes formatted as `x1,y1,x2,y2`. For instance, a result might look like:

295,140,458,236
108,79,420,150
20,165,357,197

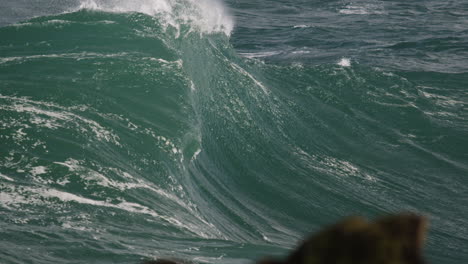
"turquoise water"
0,0,467,263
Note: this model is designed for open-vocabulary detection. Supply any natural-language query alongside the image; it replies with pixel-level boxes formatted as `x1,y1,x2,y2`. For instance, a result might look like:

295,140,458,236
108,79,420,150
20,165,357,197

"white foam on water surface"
292,50,311,55
239,50,282,59
337,57,351,67
229,62,269,94
293,24,310,28
0,94,121,145
339,3,386,15
30,166,48,176
53,158,81,172
0,173,15,182
191,148,202,161
293,146,375,181
0,181,221,238
339,5,369,15
53,159,197,213
0,192,31,210
0,52,133,65
77,0,234,35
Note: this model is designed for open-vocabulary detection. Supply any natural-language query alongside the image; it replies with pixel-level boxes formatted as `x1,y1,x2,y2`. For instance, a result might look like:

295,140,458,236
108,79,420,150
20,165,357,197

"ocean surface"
0,0,467,263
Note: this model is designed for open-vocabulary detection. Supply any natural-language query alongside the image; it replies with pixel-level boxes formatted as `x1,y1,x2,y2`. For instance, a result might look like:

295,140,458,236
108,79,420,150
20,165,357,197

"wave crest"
78,0,234,35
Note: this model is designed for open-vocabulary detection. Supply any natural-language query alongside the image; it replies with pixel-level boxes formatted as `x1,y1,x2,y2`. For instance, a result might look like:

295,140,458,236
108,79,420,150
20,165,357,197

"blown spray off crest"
78,0,234,35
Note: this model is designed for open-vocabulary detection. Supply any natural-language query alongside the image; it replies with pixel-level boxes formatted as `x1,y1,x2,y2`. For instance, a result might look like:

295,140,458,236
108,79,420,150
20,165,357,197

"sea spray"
77,0,234,35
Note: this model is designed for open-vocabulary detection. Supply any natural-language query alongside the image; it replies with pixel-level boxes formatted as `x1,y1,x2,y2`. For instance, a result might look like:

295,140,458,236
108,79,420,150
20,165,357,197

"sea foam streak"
77,0,234,35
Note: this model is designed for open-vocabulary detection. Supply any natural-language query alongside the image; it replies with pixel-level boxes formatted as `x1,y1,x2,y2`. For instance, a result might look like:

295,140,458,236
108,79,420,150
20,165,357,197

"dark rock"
145,213,427,264
260,213,427,264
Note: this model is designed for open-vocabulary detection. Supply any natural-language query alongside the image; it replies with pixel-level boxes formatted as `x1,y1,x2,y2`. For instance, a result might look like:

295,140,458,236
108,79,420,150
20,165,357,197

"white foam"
293,24,310,28
77,0,234,36
13,128,27,141
191,148,202,161
0,192,30,210
190,80,196,91
54,158,81,171
43,188,218,238
337,58,351,67
1,172,221,238
293,147,375,181
339,4,385,15
53,159,192,211
30,166,48,176
291,50,311,55
229,62,269,94
420,91,464,107
147,58,183,68
57,178,71,186
0,173,14,182
0,52,131,65
339,6,369,15
34,188,165,219
0,183,195,234
239,51,281,59
156,135,183,156
0,95,121,145
61,222,93,232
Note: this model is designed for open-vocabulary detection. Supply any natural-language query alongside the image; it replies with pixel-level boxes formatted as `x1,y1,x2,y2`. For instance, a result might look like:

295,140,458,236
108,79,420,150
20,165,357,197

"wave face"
1,0,468,263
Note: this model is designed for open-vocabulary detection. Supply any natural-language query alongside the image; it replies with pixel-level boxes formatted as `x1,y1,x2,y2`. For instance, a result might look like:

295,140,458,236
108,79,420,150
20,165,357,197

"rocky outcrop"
145,213,428,264
259,213,427,264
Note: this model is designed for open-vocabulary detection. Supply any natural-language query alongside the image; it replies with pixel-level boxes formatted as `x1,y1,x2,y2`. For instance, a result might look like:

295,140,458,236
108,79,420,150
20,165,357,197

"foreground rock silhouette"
144,213,427,264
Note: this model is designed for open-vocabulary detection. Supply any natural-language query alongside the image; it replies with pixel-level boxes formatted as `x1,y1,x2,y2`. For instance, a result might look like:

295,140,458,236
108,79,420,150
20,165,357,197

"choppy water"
1,0,467,263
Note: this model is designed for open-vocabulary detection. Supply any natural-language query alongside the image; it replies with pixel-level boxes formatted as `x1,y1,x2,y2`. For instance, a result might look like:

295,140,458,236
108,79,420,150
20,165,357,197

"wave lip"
77,0,234,35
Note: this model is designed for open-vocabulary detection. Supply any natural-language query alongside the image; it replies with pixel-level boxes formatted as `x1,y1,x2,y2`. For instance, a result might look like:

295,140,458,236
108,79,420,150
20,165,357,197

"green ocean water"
1,0,467,263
